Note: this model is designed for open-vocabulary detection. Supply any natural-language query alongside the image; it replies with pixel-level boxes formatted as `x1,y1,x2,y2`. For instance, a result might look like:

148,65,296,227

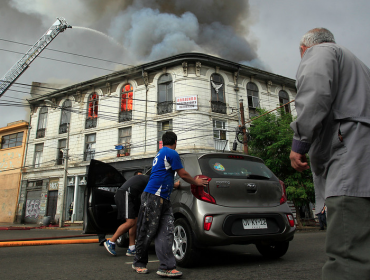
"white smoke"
9,0,267,69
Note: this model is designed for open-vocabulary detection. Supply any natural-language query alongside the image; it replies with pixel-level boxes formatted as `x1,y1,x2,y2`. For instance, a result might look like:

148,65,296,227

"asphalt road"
0,229,326,280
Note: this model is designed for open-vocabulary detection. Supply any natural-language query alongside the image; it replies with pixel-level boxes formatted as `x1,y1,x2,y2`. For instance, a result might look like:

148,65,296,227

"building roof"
28,52,296,104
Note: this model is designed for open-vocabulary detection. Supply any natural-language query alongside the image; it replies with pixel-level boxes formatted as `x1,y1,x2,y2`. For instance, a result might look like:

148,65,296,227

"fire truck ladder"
0,17,72,98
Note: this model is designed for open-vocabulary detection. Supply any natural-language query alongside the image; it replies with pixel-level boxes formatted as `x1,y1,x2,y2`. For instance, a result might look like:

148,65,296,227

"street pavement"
0,226,326,280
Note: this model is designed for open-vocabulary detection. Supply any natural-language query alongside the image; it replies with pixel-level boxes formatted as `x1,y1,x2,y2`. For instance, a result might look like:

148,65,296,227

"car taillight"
204,215,213,231
279,180,287,205
191,175,216,204
286,214,295,227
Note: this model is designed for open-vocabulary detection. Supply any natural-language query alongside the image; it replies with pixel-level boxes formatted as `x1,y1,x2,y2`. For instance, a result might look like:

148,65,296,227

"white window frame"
34,143,44,168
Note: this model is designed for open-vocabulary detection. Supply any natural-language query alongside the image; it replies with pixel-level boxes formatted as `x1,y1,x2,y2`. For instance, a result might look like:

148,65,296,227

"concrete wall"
0,121,28,222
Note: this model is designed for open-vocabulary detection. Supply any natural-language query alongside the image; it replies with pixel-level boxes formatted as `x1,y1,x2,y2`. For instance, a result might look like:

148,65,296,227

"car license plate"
242,218,268,229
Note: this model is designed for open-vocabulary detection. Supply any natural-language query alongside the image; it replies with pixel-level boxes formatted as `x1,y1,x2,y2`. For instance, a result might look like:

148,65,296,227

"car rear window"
198,155,277,180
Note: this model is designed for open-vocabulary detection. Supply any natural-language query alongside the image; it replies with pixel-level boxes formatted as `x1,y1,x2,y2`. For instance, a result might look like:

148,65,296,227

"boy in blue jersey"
132,131,208,277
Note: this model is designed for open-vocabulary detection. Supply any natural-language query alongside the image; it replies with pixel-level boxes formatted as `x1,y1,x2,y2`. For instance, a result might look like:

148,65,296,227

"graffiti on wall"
25,199,40,218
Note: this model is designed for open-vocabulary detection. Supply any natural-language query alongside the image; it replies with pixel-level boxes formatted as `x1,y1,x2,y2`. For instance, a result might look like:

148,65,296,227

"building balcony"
211,101,226,114
119,110,132,122
157,101,173,115
214,139,228,151
36,128,46,139
84,151,95,161
85,118,97,129
59,123,68,134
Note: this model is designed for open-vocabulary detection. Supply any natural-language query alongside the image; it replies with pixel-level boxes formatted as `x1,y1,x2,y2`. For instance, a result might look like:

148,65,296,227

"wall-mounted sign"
176,95,198,110
49,179,59,190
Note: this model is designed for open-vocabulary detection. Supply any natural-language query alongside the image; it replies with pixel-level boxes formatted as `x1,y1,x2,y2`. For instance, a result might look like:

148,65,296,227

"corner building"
19,53,297,225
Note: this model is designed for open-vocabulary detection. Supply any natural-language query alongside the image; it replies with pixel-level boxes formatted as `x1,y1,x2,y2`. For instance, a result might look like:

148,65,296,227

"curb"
0,239,99,247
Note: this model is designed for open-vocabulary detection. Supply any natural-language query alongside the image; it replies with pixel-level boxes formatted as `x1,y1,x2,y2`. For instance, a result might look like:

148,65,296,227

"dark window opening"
211,74,226,114
279,90,291,113
157,74,173,115
37,107,48,138
59,100,71,134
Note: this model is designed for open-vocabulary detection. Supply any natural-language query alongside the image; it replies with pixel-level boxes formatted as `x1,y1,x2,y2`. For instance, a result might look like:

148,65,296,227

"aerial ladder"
0,17,72,98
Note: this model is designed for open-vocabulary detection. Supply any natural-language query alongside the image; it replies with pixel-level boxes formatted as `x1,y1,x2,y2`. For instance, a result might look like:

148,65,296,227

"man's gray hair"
300,28,336,47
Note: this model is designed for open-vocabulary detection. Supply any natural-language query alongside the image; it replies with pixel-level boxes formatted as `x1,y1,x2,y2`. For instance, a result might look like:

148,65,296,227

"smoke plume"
9,0,265,68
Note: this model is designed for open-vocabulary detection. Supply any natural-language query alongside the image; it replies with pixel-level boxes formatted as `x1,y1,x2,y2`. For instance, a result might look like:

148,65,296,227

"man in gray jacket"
290,28,370,279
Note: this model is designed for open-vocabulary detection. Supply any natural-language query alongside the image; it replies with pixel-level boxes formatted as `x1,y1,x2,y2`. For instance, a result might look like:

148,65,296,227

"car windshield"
198,156,277,180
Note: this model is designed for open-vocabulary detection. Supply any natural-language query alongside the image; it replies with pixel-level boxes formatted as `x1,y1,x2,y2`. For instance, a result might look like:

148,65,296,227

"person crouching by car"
103,171,147,256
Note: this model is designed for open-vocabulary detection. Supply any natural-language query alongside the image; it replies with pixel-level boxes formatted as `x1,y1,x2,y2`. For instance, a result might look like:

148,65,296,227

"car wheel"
116,232,129,248
256,241,289,259
172,218,199,268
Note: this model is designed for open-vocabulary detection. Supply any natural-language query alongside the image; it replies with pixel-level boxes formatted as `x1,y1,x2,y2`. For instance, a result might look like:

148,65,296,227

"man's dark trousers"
134,192,176,270
322,196,370,279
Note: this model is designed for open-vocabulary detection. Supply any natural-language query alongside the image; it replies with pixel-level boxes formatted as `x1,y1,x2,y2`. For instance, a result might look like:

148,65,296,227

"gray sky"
1,0,369,127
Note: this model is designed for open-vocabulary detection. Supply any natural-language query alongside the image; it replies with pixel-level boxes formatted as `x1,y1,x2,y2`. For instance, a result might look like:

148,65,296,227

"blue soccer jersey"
144,147,183,200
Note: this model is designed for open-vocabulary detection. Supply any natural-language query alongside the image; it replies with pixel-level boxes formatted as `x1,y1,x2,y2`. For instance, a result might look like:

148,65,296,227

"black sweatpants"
133,192,176,270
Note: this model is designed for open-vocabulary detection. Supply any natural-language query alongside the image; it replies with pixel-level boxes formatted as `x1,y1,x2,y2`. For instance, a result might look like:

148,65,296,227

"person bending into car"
104,171,147,256
132,131,208,278
104,171,180,256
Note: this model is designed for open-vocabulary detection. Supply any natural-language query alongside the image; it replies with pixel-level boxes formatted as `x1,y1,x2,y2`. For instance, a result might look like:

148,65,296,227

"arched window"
157,74,173,115
86,93,98,129
279,90,291,113
119,84,133,122
59,99,71,134
211,73,226,114
36,107,48,138
247,82,259,119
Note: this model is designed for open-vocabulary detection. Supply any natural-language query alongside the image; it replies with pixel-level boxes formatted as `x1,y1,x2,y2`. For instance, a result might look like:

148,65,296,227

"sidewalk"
0,222,83,231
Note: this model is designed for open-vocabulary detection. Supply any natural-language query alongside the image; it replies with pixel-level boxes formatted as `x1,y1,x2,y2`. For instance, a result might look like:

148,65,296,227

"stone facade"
19,53,297,224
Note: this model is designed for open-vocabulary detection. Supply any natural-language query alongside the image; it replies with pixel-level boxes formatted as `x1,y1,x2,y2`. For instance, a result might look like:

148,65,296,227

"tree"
248,108,315,227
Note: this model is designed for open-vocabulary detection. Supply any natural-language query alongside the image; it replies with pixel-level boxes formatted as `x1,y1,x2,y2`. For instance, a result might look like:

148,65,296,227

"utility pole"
59,123,70,227
239,99,248,154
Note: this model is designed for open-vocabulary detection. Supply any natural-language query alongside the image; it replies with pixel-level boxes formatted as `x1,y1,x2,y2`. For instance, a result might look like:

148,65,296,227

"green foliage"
248,108,315,206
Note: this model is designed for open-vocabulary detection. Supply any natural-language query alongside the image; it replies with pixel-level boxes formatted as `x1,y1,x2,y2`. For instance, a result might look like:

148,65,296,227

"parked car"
84,153,296,267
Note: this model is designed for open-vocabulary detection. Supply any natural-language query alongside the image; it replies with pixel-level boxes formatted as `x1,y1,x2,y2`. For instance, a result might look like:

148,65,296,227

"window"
86,93,98,129
84,134,96,161
279,90,291,113
117,127,132,156
1,132,23,149
57,139,66,165
157,74,173,114
158,120,172,150
34,143,44,168
247,82,259,119
213,120,228,151
59,99,71,134
119,84,133,122
36,107,48,138
210,74,226,114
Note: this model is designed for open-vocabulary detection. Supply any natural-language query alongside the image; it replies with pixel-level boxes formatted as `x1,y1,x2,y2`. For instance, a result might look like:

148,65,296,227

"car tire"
256,241,289,259
173,218,199,268
116,232,129,248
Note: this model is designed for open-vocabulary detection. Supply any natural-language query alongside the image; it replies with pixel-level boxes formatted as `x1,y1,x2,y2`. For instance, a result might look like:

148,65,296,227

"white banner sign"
176,95,198,110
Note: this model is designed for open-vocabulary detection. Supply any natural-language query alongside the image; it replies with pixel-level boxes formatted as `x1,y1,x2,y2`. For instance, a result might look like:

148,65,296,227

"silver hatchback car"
84,153,295,267
170,153,295,267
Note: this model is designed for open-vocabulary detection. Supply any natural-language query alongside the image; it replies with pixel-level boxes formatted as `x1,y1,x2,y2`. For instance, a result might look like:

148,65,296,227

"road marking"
125,260,160,264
